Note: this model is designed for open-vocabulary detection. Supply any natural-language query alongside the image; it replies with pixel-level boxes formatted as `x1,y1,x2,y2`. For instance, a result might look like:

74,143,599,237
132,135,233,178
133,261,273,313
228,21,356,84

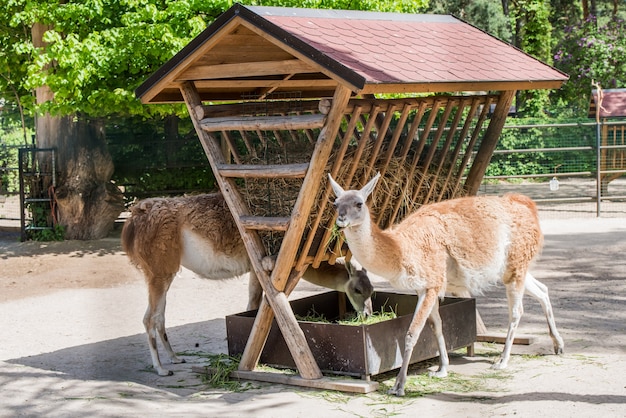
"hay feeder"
136,4,567,392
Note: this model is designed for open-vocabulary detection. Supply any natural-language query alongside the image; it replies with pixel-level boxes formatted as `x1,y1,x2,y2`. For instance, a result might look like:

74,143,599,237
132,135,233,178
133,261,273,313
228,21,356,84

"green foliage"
553,15,626,113
28,223,66,241
426,0,511,41
1,126,32,194
3,0,228,118
509,0,553,116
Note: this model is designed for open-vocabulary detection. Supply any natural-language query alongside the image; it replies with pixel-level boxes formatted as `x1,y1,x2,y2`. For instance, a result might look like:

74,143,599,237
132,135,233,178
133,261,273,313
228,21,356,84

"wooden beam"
238,85,353,375
465,90,516,195
200,114,325,132
359,80,565,96
180,81,323,381
178,59,316,80
239,216,290,231
193,99,331,120
193,78,336,90
216,163,309,179
191,367,379,394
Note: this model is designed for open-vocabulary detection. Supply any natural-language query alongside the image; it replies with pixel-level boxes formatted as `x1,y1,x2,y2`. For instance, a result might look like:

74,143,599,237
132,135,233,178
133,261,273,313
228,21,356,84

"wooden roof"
136,4,568,104
589,89,626,119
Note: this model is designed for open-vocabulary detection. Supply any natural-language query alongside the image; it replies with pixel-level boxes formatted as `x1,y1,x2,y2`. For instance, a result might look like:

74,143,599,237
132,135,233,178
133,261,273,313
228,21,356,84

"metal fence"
3,121,626,233
478,121,626,219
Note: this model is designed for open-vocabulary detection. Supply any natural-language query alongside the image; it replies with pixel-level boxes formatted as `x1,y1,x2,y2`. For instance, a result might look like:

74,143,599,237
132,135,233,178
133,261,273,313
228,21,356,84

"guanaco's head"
344,261,374,316
328,172,381,229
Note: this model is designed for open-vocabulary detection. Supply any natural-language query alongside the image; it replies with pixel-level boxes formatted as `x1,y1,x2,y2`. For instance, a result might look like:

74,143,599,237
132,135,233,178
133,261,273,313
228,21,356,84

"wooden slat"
451,96,495,197
239,216,290,231
193,78,337,90
420,99,457,204
298,105,363,270
437,97,480,202
190,367,380,394
192,100,328,123
410,99,447,203
178,59,316,80
217,163,309,179
200,113,326,132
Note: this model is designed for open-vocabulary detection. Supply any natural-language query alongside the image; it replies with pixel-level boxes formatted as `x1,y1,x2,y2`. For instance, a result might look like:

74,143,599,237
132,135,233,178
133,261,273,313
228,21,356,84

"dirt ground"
1,217,625,417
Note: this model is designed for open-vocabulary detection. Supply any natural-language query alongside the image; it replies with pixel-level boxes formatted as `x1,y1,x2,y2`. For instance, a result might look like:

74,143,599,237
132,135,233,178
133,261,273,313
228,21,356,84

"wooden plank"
191,367,379,394
194,78,336,90
239,216,290,231
217,163,309,179
200,114,326,132
476,334,536,345
177,59,316,80
196,99,331,120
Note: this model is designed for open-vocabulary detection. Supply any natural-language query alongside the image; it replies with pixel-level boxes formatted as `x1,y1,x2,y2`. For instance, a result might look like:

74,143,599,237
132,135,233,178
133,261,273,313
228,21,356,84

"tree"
2,1,225,239
553,15,626,112
2,0,430,239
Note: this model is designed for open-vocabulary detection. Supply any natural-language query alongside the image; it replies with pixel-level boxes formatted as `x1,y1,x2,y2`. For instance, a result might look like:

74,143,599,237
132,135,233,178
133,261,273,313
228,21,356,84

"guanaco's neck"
343,214,403,278
301,263,346,292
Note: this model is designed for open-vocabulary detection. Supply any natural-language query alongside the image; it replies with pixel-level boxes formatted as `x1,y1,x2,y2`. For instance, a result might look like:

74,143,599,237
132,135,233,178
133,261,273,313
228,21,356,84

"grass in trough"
295,300,399,326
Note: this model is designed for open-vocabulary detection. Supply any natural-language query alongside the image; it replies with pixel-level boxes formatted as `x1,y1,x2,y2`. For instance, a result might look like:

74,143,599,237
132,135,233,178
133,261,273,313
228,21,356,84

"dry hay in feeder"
238,138,463,255
310,144,464,231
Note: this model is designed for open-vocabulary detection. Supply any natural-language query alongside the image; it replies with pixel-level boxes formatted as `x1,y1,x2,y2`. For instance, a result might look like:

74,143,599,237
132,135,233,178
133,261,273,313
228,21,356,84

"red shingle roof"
255,8,565,86
136,5,568,103
589,89,626,119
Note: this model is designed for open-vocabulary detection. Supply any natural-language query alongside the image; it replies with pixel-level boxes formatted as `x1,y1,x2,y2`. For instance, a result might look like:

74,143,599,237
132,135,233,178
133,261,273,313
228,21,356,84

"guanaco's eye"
356,202,363,209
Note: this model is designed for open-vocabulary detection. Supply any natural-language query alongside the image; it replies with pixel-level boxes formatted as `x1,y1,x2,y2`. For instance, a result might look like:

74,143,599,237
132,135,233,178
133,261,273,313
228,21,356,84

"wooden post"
465,90,516,195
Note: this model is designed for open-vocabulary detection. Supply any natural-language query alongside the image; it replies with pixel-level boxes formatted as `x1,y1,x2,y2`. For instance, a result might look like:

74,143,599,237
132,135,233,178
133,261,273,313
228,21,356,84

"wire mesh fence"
478,121,626,219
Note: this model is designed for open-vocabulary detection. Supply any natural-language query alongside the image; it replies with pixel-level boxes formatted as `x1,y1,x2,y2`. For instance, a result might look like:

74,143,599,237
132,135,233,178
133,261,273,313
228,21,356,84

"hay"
233,130,462,255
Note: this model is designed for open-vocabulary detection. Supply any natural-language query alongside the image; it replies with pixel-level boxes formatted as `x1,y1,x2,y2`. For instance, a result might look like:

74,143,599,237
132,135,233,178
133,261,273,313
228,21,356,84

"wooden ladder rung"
217,163,309,179
239,215,290,231
200,113,326,132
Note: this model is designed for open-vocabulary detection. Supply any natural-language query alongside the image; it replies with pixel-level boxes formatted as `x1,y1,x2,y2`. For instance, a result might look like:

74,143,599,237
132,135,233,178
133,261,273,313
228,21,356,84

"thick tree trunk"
32,22,123,240
35,114,124,240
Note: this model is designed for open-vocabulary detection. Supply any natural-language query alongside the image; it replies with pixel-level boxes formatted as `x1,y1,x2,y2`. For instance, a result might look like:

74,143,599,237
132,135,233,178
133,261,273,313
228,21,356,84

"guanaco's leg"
427,297,449,378
493,277,525,370
389,287,440,397
144,276,182,376
247,269,263,311
524,273,564,354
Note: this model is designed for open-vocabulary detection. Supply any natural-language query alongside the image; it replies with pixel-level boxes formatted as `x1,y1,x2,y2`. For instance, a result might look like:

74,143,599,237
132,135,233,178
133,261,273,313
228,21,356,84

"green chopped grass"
295,300,399,326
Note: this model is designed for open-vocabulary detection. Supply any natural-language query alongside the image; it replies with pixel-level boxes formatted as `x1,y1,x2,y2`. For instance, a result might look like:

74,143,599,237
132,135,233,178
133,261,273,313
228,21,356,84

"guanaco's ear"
344,260,356,276
360,172,381,200
328,174,344,197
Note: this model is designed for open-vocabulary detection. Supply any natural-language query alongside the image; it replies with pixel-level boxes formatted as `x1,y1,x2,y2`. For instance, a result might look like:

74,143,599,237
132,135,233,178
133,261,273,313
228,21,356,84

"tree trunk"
32,22,123,240
36,114,124,240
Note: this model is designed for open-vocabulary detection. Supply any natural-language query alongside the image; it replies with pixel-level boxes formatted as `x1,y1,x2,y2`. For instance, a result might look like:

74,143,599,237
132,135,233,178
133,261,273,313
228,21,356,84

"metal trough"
227,291,476,378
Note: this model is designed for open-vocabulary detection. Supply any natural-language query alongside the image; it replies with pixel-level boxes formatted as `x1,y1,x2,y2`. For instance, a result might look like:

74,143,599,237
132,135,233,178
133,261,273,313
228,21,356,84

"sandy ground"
1,217,625,417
